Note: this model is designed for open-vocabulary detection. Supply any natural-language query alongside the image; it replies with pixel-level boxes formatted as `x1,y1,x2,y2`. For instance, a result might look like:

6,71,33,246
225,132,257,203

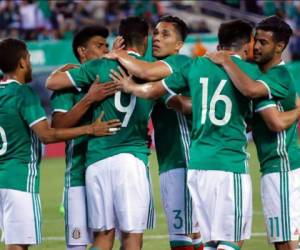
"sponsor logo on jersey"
72,228,81,239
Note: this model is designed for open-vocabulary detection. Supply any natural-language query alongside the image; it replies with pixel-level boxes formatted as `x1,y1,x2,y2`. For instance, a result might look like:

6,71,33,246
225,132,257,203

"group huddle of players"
0,13,300,250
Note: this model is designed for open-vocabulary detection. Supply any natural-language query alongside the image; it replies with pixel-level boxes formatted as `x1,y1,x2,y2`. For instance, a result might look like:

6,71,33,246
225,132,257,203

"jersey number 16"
200,77,232,126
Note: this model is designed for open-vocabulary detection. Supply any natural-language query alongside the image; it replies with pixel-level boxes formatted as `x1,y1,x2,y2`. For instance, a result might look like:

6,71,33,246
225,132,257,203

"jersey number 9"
114,92,136,127
0,126,7,155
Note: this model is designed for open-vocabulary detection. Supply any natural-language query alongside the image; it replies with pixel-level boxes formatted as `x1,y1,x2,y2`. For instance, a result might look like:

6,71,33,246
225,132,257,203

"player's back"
187,56,261,173
67,55,154,167
0,80,43,192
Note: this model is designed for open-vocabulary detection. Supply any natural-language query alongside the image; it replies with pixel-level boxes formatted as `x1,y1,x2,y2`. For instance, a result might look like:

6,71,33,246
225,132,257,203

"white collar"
127,50,141,57
0,79,22,85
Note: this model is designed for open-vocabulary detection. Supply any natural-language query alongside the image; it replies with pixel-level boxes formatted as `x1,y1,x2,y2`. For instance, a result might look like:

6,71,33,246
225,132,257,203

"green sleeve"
67,59,100,89
161,54,191,74
162,60,191,95
257,66,290,99
253,98,277,113
19,86,47,127
51,91,74,113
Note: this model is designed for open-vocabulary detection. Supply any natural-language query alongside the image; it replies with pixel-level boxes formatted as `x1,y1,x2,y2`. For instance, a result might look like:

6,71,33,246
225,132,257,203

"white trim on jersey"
257,80,272,99
161,79,177,96
52,109,68,114
29,116,47,128
255,103,277,113
159,60,173,74
127,50,141,57
0,79,22,85
66,71,82,92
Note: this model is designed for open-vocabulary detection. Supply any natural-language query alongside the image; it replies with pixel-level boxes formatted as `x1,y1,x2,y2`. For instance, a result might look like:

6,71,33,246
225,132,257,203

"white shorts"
160,168,200,235
64,186,93,245
187,170,252,243
261,169,300,243
0,189,42,245
85,153,155,233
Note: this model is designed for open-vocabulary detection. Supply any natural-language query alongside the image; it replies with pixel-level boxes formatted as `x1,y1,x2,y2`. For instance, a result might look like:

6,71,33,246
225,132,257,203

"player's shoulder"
267,63,292,80
165,54,191,63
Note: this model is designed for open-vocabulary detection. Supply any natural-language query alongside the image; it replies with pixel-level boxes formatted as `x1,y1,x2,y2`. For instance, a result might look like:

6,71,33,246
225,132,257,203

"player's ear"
175,40,184,52
77,46,86,60
217,44,221,51
19,56,26,69
275,41,285,54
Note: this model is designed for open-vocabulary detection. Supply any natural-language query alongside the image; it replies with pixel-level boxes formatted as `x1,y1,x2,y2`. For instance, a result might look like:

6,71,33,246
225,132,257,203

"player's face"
152,22,183,58
24,52,32,83
81,36,108,63
253,30,276,65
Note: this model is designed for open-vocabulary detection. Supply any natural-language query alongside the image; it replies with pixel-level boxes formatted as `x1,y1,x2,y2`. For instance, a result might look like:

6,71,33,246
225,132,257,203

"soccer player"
46,17,155,250
50,26,122,250
109,19,295,250
207,16,300,250
105,15,202,250
0,38,121,250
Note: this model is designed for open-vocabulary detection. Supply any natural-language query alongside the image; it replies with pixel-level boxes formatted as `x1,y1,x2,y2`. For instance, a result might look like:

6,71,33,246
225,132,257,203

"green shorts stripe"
234,174,243,242
280,172,290,241
32,193,42,244
146,166,155,229
64,187,69,243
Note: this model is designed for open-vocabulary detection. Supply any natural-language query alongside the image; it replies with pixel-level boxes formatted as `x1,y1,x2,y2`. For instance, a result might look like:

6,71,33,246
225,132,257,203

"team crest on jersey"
72,228,81,239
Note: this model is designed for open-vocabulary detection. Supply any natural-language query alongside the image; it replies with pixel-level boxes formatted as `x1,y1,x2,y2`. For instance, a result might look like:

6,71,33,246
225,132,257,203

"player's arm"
110,67,167,99
206,51,269,98
52,78,120,128
167,95,192,115
105,49,171,81
46,64,79,90
257,98,300,132
32,112,121,144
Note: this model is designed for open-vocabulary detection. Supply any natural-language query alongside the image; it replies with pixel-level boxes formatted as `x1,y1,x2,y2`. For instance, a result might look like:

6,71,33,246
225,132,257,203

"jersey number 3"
0,126,7,155
200,77,232,126
114,92,136,127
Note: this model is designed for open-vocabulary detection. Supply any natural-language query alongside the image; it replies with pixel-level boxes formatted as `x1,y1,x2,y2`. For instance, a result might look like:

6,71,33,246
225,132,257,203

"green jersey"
163,56,284,173
51,89,92,187
253,63,300,175
152,54,192,174
67,52,154,166
0,80,46,193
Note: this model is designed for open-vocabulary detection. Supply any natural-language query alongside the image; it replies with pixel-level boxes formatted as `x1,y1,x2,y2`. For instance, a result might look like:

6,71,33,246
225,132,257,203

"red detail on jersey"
194,243,204,250
294,228,299,235
171,246,194,250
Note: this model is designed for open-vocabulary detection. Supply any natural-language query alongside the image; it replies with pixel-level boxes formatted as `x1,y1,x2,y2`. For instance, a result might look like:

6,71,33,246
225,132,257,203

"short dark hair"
72,25,109,61
119,16,149,47
256,15,293,49
158,15,188,42
218,19,253,50
0,38,27,73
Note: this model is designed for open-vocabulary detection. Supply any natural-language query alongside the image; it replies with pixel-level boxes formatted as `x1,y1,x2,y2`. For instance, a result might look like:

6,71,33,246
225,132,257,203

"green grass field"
1,142,274,250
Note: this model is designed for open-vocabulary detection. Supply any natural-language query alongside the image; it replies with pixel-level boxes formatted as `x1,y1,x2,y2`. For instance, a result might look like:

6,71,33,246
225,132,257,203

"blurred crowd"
0,0,165,41
0,0,211,42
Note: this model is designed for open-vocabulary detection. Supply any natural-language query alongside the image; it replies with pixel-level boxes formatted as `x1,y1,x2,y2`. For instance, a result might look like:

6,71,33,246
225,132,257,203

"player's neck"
3,72,25,84
260,56,282,72
126,44,145,56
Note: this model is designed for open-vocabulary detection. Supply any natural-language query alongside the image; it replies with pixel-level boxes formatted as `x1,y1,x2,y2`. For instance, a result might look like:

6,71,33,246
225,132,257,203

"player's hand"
104,49,127,60
109,66,134,93
57,64,79,72
206,50,232,65
85,75,121,103
91,111,122,136
112,36,125,51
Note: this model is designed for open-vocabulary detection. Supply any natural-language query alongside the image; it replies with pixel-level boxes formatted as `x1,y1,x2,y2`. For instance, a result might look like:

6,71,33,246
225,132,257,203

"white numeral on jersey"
0,126,7,155
200,78,232,126
114,91,136,127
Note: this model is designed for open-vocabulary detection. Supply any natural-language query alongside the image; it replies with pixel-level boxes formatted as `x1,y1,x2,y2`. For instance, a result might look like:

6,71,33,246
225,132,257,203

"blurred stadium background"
0,0,300,249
